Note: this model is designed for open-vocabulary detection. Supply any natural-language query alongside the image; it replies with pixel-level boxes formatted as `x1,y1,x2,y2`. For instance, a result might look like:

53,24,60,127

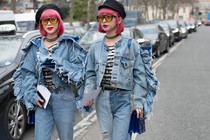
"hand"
135,108,144,119
85,99,94,107
36,99,45,108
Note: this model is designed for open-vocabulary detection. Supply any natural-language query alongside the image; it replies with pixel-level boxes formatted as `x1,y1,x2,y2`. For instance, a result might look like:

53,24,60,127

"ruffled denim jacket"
13,35,87,110
84,36,147,110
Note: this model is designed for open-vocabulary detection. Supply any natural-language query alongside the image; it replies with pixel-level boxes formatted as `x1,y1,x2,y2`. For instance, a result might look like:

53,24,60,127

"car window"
79,31,105,45
139,26,157,34
0,35,22,67
157,25,164,32
17,21,36,31
133,28,144,39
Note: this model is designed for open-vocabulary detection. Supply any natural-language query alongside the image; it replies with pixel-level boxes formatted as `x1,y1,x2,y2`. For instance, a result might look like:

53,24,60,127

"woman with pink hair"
13,4,87,140
84,0,147,139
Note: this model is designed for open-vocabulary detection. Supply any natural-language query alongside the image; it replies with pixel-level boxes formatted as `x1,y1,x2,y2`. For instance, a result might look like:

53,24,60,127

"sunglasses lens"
97,15,115,22
41,18,58,25
97,16,104,22
50,18,58,25
105,15,113,22
41,19,48,25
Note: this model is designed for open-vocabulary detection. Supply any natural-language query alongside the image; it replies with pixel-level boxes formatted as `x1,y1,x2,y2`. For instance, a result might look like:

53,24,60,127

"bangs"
98,8,120,17
40,9,60,19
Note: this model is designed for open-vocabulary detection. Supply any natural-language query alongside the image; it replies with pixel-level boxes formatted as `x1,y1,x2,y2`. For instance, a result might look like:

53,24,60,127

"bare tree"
142,0,149,20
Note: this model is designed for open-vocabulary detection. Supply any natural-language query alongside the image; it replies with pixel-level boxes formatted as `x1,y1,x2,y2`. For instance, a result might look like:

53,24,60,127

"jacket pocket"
120,57,133,69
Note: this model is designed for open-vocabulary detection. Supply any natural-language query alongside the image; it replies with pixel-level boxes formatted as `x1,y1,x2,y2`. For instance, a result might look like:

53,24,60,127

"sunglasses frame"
40,17,58,26
97,15,116,22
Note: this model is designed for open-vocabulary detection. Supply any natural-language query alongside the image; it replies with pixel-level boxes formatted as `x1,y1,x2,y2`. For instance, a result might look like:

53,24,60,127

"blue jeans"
35,92,76,140
96,89,131,140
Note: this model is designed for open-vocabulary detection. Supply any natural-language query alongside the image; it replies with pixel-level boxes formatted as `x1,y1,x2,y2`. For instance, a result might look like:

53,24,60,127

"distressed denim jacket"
14,35,87,110
84,36,147,109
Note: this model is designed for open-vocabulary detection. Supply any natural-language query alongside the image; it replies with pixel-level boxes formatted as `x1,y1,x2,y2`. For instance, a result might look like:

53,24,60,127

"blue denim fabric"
84,36,147,110
18,35,87,109
35,92,76,140
14,35,87,139
96,90,131,140
140,45,159,117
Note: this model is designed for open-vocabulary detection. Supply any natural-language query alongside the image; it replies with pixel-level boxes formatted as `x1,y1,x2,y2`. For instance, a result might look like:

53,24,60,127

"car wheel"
3,97,27,140
165,41,170,53
155,44,161,58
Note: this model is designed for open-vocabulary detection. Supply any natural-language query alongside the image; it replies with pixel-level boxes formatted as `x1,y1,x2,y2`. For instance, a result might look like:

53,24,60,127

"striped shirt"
101,45,115,87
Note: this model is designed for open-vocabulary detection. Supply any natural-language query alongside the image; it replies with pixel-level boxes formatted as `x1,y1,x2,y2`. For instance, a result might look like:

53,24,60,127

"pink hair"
39,9,64,36
98,8,124,34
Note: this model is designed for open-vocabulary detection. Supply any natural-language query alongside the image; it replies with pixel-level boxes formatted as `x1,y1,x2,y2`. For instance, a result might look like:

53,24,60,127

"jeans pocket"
62,93,74,101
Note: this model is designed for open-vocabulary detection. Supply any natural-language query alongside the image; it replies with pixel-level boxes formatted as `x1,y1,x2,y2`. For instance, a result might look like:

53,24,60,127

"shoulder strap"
128,39,134,109
128,38,132,49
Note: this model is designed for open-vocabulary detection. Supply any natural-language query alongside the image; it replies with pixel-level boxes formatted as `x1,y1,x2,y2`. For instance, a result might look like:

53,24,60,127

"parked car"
185,20,193,33
79,29,105,50
165,20,182,41
15,12,36,32
157,20,175,47
0,10,18,30
188,20,197,32
196,19,202,26
204,20,210,26
0,25,40,140
64,22,86,37
136,24,169,58
178,20,188,39
79,27,146,50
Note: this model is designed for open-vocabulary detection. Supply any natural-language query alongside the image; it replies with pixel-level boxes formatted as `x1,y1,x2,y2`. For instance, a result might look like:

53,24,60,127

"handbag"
128,110,146,134
127,39,146,134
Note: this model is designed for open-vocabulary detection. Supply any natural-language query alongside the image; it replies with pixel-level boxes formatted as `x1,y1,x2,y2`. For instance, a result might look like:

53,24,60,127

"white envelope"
78,88,102,109
37,85,51,109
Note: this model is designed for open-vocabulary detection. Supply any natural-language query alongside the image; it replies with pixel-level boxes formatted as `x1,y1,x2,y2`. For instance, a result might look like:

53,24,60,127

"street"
23,25,210,140
136,25,210,140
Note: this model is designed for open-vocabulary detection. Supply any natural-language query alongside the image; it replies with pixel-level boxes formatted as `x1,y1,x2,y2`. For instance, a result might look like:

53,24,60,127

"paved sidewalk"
73,110,140,140
74,111,100,140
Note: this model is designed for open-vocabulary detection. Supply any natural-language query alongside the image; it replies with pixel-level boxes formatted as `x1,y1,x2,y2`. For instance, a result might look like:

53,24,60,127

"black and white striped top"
101,45,115,87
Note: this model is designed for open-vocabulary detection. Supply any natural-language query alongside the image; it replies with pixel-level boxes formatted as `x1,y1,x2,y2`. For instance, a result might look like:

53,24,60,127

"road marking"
152,40,183,70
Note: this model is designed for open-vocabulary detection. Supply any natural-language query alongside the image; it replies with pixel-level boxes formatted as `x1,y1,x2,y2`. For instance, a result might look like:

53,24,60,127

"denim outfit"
16,35,87,140
84,36,147,140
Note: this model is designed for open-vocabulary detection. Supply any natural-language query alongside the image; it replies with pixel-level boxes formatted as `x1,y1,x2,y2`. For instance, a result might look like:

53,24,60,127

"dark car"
0,25,40,140
188,20,197,32
79,27,146,50
136,24,169,58
165,20,182,41
178,20,188,39
184,20,193,33
157,21,175,47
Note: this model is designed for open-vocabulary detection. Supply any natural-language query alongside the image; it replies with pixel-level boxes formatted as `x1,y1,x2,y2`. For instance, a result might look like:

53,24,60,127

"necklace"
45,36,59,42
105,34,121,39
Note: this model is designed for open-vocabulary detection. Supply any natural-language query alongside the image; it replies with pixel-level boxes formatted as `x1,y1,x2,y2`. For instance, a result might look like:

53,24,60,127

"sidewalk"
73,110,139,140
74,110,100,140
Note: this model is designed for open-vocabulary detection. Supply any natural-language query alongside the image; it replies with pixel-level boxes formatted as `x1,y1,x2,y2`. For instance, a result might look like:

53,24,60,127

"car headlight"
172,28,179,33
181,28,186,33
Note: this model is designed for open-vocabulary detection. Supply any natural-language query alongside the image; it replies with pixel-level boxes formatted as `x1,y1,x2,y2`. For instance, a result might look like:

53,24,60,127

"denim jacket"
84,36,147,109
14,35,87,110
